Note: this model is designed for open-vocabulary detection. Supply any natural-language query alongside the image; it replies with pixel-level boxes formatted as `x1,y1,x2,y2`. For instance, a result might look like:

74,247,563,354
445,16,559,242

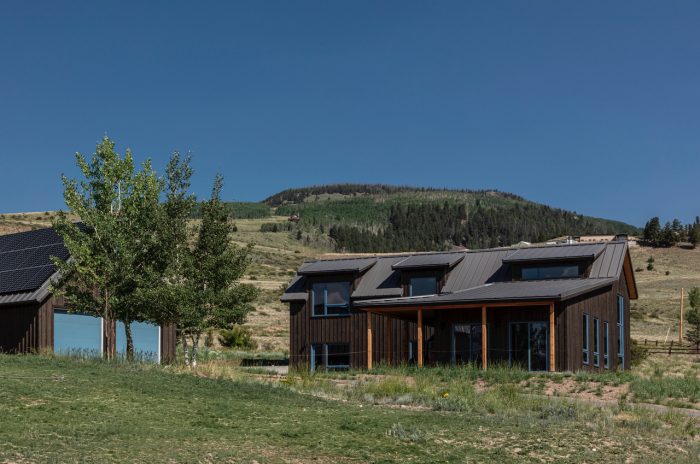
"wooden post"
680,288,684,343
549,302,556,372
417,309,423,367
481,305,487,370
367,312,373,370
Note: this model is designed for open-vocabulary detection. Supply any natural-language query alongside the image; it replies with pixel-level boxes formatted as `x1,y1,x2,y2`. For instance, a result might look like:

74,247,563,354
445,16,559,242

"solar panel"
0,228,68,295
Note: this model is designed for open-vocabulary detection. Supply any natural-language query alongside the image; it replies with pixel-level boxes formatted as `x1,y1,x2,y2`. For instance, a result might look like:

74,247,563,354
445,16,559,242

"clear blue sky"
1,1,698,227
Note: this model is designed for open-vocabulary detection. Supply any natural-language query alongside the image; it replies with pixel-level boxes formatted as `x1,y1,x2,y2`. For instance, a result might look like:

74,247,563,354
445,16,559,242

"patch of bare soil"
540,379,628,403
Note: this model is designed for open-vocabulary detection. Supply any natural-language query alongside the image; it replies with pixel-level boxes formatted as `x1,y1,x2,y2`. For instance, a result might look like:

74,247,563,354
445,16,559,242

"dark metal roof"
280,276,307,302
502,243,606,263
281,241,636,304
392,252,464,270
0,228,68,297
352,256,404,299
297,257,377,276
355,278,616,307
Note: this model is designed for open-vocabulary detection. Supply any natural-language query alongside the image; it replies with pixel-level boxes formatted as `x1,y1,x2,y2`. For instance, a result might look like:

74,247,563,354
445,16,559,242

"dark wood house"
0,228,176,362
282,240,637,372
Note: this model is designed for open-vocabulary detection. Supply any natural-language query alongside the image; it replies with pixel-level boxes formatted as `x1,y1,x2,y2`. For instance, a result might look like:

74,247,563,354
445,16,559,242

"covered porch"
363,301,557,372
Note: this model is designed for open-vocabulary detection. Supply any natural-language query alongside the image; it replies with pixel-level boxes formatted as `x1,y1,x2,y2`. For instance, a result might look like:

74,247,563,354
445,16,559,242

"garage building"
0,227,176,362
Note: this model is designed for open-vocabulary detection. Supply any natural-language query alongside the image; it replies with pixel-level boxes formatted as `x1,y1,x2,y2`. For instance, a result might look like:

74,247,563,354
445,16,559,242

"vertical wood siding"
562,275,630,372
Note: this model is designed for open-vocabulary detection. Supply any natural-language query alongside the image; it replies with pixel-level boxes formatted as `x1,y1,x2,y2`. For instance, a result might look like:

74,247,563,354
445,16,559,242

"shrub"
630,339,649,366
218,326,258,350
647,262,654,271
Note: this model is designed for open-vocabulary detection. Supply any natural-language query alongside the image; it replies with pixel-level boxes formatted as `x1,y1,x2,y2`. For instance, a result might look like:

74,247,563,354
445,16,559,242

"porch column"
417,309,423,367
549,302,555,372
481,305,487,370
367,312,373,370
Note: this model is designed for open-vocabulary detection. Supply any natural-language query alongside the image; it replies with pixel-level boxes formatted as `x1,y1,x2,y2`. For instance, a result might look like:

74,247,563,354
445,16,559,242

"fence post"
668,340,673,356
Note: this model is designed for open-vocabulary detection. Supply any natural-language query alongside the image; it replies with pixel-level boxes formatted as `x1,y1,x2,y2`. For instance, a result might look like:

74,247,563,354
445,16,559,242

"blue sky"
1,1,698,226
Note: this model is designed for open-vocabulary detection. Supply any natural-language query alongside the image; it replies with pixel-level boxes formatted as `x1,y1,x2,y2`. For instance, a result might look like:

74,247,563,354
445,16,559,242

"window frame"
409,276,438,297
593,317,600,367
518,263,583,281
310,343,351,372
311,282,351,317
582,313,590,365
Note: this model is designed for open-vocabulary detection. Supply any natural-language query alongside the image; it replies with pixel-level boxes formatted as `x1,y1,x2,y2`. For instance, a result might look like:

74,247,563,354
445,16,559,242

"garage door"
54,310,102,357
116,321,160,363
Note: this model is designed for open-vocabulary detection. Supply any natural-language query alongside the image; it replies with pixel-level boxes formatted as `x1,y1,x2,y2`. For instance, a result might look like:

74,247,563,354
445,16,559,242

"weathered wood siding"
562,274,630,372
289,301,424,369
0,295,58,353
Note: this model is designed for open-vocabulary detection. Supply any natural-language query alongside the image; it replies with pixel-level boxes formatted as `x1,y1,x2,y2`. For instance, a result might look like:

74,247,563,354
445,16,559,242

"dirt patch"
540,379,628,403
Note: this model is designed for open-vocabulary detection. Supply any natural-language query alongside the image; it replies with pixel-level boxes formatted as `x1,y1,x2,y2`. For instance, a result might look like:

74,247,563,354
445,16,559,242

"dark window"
452,324,483,365
520,264,581,280
603,321,609,369
593,318,600,367
310,343,350,372
312,282,350,317
409,276,437,296
582,313,590,365
326,344,351,370
617,294,625,370
310,344,323,372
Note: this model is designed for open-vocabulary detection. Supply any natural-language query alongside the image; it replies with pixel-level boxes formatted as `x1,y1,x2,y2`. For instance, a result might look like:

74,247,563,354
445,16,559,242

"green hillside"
259,184,640,252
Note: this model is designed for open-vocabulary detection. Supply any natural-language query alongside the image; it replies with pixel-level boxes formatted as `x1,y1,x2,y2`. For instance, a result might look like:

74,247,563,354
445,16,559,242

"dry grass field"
2,211,699,351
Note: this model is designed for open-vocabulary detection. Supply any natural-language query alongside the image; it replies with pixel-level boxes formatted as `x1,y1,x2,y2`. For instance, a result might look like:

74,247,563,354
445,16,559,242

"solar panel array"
0,228,68,294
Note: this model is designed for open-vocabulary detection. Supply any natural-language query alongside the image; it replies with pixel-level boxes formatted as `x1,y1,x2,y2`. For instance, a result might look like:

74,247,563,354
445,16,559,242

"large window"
520,264,581,280
310,343,351,372
593,317,600,367
603,321,610,369
452,324,483,365
409,276,438,296
582,313,590,365
617,294,625,370
312,282,350,317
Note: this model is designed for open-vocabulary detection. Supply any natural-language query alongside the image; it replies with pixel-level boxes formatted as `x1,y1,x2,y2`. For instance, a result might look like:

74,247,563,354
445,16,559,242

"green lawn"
1,356,699,463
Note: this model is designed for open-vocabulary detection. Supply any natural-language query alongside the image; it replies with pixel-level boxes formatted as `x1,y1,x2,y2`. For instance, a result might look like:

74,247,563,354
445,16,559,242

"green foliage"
217,325,258,350
260,221,294,232
686,287,700,348
630,339,649,366
52,137,163,359
192,201,271,219
269,184,639,252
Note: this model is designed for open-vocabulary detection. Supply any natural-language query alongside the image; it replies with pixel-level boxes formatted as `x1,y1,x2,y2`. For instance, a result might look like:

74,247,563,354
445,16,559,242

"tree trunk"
191,334,200,368
181,332,189,366
103,317,117,360
103,294,116,360
124,319,134,362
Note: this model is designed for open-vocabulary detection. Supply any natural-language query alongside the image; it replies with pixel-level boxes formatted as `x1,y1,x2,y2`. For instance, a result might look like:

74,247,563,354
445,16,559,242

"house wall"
0,294,177,363
0,295,58,353
427,305,561,368
562,274,630,372
289,300,428,369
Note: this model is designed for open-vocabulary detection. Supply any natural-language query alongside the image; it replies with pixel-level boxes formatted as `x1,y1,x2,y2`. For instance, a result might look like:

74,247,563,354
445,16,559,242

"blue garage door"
116,321,160,363
54,310,102,357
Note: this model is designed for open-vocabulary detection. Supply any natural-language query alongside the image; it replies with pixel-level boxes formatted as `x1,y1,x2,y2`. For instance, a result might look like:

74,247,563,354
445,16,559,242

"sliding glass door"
509,322,548,371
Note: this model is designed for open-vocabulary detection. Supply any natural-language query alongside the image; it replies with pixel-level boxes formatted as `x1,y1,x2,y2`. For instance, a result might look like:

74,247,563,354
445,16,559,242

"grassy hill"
263,184,640,251
0,355,697,463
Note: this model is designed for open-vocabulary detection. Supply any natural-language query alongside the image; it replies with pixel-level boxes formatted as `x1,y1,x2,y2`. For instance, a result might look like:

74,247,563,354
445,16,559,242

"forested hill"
231,184,639,252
